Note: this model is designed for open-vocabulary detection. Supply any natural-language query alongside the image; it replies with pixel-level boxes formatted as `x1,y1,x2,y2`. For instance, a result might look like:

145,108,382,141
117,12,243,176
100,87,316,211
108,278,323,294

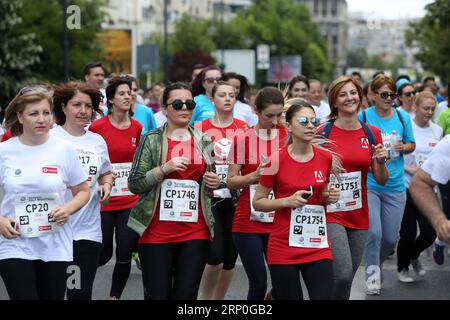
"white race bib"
111,163,132,196
249,184,275,223
327,171,362,212
213,165,231,198
289,205,328,248
160,179,199,222
76,147,100,188
14,193,61,238
414,153,429,167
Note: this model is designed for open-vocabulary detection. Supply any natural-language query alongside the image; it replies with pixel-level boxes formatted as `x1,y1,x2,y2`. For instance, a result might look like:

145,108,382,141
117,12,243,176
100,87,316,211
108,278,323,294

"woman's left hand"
99,183,112,205
204,171,220,189
324,186,340,204
372,144,388,164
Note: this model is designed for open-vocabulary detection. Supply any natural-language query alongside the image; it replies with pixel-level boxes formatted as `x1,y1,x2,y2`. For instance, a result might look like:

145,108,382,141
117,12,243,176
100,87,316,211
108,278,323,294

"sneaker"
398,269,415,283
433,243,445,265
366,279,381,295
411,259,426,276
132,252,141,270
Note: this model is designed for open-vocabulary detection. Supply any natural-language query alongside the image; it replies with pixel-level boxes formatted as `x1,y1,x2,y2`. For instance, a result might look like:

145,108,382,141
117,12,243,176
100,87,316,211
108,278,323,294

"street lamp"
163,0,169,85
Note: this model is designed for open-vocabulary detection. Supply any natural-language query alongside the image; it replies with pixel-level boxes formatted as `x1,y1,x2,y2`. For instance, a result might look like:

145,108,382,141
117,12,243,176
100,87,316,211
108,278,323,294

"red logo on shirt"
42,167,58,174
180,211,192,217
310,238,322,243
429,142,437,148
314,171,324,183
361,138,370,149
39,225,52,231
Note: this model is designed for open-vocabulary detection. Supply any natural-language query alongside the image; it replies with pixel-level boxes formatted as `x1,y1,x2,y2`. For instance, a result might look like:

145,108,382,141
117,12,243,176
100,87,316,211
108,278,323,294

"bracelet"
376,158,387,165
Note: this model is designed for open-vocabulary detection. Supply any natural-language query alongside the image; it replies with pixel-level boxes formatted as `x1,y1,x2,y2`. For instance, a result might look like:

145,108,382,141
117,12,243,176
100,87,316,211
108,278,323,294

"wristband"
376,158,387,165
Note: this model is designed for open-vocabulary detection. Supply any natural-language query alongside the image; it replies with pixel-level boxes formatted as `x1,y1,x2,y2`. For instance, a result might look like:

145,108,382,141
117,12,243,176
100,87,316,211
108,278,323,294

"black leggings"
232,232,269,300
66,240,102,300
138,240,210,300
397,190,436,271
98,208,139,299
269,259,333,300
0,259,69,300
207,198,238,270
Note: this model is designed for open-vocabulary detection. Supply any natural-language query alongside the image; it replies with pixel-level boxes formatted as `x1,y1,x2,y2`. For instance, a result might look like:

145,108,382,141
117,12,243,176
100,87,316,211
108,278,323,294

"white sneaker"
398,269,415,283
411,259,426,277
366,279,381,295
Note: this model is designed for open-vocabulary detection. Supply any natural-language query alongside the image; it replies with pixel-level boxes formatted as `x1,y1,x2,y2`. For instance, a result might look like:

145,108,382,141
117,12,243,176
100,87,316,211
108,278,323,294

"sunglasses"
297,116,319,127
403,91,417,97
378,91,398,100
167,99,196,110
19,86,50,95
204,77,221,84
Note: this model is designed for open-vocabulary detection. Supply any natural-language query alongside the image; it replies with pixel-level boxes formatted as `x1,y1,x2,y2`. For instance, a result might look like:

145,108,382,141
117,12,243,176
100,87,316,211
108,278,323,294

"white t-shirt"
422,135,450,185
51,126,111,243
312,101,331,123
154,110,167,128
0,135,87,261
404,122,443,187
233,100,258,127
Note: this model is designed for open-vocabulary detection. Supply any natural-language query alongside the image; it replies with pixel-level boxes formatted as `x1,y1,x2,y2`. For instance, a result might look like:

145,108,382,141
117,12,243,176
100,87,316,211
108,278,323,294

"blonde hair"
414,91,436,107
5,88,53,136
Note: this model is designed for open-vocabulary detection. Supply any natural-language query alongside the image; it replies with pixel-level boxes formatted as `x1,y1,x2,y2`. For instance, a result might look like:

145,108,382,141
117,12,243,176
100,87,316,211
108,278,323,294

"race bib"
76,147,100,188
289,205,328,248
249,184,275,223
327,171,362,212
14,193,61,238
414,153,429,167
213,165,231,198
111,163,132,196
160,179,199,222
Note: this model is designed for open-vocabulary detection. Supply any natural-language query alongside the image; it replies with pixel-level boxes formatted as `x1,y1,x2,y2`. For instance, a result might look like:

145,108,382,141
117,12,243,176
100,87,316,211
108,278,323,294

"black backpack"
320,118,377,150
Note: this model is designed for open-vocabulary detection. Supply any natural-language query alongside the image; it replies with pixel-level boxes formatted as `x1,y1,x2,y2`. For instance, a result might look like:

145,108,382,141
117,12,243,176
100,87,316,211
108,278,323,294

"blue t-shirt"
190,94,215,125
358,106,415,193
132,103,157,135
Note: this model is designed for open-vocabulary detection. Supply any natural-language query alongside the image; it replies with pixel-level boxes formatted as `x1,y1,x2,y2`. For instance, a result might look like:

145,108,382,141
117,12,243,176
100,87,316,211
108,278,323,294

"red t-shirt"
89,116,142,212
194,118,249,164
229,126,287,234
139,137,210,244
259,146,333,265
319,124,382,229
1,130,12,142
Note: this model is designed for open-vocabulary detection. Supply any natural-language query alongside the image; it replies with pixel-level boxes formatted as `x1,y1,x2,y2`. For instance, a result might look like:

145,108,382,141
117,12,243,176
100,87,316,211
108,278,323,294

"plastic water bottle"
390,130,400,159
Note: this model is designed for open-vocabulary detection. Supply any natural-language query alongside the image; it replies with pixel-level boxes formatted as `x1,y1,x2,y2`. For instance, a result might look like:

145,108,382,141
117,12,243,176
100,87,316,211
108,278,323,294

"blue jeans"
364,190,406,281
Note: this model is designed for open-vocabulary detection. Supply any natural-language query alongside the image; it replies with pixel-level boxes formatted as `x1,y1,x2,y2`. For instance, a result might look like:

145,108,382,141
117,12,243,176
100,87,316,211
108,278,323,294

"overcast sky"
347,0,435,20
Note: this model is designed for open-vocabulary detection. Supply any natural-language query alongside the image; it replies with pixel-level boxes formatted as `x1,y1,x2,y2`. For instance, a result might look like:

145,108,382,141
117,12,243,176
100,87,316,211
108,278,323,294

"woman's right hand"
163,156,190,174
250,155,268,183
0,216,20,239
282,191,310,209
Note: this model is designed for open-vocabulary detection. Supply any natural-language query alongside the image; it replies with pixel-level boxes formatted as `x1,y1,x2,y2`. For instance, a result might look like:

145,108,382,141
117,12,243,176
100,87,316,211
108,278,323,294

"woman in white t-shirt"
52,82,114,300
396,91,443,283
0,87,90,300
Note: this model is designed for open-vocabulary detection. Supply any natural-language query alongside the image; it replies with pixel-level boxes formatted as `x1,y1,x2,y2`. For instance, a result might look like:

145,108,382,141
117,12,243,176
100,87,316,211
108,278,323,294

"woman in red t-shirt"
89,76,142,300
195,81,248,300
130,82,220,300
227,87,287,300
253,100,341,300
319,76,388,299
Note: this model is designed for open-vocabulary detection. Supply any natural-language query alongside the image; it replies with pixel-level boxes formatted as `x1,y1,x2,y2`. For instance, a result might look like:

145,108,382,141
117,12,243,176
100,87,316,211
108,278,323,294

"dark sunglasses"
378,91,398,100
167,99,196,110
204,77,221,84
403,91,417,97
297,116,319,127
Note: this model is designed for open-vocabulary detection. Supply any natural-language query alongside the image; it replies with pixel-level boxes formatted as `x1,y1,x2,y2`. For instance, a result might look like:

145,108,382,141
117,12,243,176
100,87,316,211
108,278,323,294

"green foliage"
230,0,331,83
406,0,450,83
0,0,42,108
14,0,106,84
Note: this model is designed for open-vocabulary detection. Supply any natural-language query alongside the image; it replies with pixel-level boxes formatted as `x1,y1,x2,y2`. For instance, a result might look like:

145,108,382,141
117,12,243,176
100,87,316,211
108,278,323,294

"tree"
406,0,450,83
0,0,42,109
347,48,369,68
232,0,332,83
14,0,106,84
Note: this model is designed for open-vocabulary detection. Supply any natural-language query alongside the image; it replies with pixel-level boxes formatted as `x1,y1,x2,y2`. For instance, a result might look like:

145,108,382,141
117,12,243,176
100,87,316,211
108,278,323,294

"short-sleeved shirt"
132,103,157,135
89,116,142,211
229,126,287,234
320,124,383,229
190,94,215,125
51,126,112,243
437,107,450,136
421,135,450,185
139,137,209,244
259,146,333,265
0,135,87,261
358,107,415,193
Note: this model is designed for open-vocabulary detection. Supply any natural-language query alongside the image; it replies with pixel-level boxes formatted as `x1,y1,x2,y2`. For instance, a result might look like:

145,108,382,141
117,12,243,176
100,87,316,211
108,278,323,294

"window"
314,0,319,15
322,0,328,17
331,0,337,16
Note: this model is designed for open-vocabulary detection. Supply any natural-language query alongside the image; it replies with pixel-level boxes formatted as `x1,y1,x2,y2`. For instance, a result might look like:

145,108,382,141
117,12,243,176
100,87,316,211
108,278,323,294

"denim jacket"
127,123,216,237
